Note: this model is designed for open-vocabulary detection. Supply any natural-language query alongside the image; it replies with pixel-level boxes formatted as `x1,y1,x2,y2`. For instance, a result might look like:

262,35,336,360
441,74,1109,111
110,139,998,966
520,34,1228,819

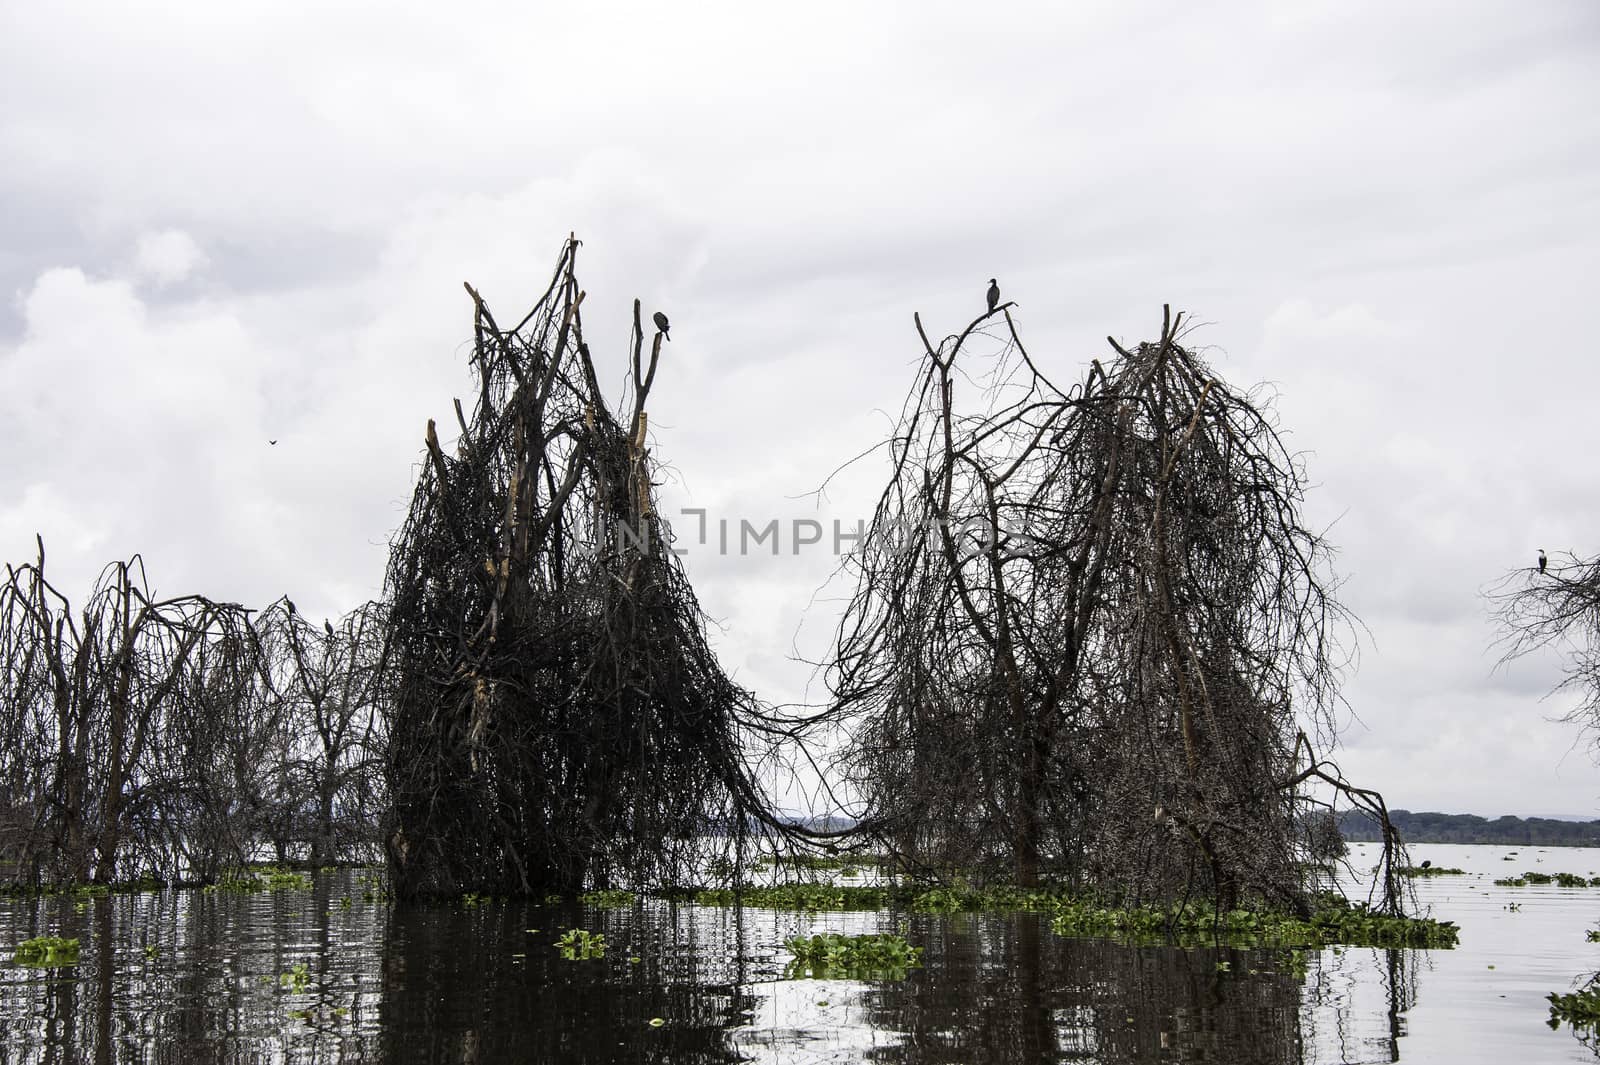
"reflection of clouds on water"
1301,946,1416,1065
732,979,904,1065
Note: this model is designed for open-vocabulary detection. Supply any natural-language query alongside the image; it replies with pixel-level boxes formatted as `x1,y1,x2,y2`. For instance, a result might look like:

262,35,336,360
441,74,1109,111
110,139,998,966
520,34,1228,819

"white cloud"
133,229,206,286
2,0,1599,815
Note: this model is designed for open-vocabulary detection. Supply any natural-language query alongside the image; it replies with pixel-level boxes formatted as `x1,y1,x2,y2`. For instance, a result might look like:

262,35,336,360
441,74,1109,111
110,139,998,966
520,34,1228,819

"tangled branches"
256,598,389,867
383,237,789,899
0,539,258,884
1489,549,1600,749
826,303,1397,912
0,539,390,887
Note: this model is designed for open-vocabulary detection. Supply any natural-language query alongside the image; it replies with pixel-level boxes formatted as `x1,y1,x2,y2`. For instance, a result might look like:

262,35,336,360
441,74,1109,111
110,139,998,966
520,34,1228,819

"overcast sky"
3,1,1598,817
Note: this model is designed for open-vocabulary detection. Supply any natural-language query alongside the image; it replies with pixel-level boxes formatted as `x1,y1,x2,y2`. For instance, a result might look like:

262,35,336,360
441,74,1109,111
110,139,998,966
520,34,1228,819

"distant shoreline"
1339,809,1600,847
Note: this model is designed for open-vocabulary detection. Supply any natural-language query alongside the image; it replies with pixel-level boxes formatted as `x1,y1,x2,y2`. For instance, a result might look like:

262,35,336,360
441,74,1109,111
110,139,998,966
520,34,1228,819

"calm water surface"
2,843,1598,1063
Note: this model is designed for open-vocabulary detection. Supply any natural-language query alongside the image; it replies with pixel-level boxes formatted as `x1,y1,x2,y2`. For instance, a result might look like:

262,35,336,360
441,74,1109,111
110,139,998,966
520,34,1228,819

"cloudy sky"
4,1,1598,817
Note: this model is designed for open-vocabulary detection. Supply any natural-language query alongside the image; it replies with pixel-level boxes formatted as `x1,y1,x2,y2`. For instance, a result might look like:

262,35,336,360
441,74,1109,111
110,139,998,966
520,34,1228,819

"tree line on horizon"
1339,809,1600,848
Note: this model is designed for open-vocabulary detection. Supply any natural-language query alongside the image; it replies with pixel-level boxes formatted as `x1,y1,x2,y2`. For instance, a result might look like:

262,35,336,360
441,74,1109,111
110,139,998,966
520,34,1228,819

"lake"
2,843,1598,1063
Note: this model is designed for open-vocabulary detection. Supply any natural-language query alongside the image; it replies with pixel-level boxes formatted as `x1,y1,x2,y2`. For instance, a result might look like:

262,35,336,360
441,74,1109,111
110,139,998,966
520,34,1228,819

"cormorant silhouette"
986,278,1000,314
652,311,670,340
1539,549,1548,574
324,620,335,639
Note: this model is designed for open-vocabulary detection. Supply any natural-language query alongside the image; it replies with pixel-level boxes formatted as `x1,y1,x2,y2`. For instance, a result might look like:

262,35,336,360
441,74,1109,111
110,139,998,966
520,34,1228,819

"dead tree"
261,598,389,866
0,538,259,885
826,303,1404,912
383,237,792,899
1489,549,1600,747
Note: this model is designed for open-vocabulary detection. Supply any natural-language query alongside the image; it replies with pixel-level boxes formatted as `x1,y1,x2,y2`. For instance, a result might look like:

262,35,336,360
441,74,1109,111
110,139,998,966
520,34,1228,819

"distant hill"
1338,809,1600,847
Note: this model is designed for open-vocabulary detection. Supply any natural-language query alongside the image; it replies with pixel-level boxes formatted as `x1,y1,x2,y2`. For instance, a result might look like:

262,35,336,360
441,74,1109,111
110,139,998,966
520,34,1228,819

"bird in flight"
1538,548,1548,574
652,311,670,341
986,279,1000,314
269,439,278,446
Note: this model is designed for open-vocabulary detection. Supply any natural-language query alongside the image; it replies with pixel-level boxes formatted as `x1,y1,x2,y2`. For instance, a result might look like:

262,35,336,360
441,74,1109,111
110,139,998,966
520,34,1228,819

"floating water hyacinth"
555,929,606,960
782,933,922,979
13,936,80,967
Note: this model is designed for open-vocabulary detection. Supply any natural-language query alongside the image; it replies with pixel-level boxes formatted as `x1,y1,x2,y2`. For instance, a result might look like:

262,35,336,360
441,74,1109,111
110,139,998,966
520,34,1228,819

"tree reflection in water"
0,876,1425,1064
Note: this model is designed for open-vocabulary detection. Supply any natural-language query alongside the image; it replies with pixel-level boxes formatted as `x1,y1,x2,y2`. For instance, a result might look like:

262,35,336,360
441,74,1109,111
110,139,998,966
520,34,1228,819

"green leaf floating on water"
13,936,80,967
555,928,606,959
783,932,922,979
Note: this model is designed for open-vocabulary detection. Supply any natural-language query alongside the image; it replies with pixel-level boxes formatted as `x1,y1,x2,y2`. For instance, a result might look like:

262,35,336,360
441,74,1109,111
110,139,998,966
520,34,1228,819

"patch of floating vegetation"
1549,976,1600,1030
758,853,884,873
12,936,80,967
1398,866,1467,877
693,884,894,911
1493,871,1600,888
783,933,922,979
908,885,1060,913
1050,895,1458,948
206,867,312,894
356,871,390,903
1,876,167,898
555,928,606,959
278,962,311,994
579,889,636,908
690,883,1457,948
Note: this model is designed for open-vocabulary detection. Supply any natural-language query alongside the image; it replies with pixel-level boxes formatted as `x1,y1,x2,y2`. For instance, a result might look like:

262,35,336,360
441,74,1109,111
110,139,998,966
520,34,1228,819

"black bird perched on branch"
324,620,335,639
652,311,670,341
986,279,1000,314
1539,548,1548,574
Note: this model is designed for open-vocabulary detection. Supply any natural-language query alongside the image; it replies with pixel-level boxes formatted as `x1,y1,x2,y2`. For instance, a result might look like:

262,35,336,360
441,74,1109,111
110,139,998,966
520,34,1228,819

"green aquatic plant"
0,877,167,900
579,889,636,908
279,962,311,994
909,885,1060,913
783,932,922,979
1549,977,1600,1029
210,867,312,894
1049,895,1458,949
763,853,878,873
555,928,607,959
693,884,892,911
1398,866,1466,877
1496,871,1600,888
13,936,80,967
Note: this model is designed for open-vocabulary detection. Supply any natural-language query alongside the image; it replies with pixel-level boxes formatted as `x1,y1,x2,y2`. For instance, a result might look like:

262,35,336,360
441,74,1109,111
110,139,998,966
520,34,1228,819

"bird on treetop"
652,311,670,341
324,620,335,639
1539,548,1548,574
986,279,1000,314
